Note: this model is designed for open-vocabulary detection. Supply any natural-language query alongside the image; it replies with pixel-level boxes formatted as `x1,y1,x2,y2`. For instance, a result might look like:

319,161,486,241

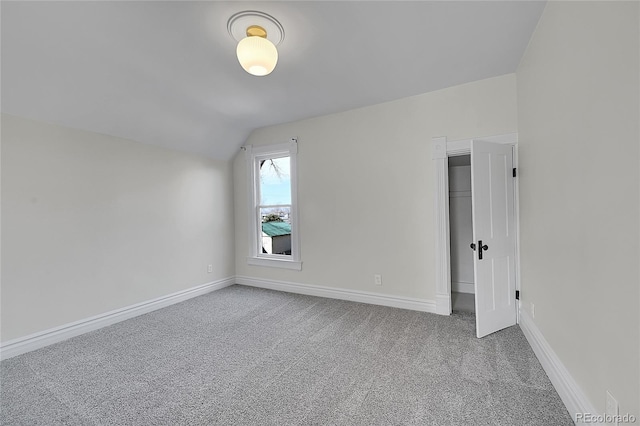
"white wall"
449,164,474,294
517,1,639,417
1,114,236,342
234,75,517,301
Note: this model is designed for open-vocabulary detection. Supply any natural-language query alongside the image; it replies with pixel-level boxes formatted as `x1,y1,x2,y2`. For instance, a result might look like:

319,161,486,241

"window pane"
259,157,291,205
260,206,292,255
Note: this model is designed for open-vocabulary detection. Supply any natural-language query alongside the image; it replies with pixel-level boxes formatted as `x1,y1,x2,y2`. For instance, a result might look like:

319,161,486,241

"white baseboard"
236,275,436,313
0,277,235,360
519,310,599,424
435,293,451,315
452,281,474,294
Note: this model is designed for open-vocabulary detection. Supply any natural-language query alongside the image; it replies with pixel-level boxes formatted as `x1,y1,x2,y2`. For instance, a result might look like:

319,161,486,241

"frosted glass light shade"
236,36,278,76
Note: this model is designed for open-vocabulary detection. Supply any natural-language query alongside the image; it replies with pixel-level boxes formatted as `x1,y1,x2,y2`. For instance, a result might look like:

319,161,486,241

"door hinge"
515,290,520,300
512,168,517,178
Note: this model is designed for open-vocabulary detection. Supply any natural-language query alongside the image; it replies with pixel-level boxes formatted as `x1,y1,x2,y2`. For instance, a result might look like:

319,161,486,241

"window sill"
246,257,302,271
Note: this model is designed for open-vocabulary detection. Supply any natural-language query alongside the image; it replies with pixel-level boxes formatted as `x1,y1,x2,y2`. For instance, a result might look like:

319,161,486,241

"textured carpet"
1,285,572,425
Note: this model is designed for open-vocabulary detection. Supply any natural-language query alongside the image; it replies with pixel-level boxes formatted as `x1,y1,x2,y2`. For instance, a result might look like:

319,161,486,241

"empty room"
1,1,638,425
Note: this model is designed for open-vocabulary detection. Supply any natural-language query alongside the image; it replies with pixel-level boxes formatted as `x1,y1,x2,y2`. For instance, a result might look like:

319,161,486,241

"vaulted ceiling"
1,1,545,161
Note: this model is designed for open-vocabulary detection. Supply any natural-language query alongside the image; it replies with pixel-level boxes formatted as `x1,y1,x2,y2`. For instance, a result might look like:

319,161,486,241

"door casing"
431,133,521,326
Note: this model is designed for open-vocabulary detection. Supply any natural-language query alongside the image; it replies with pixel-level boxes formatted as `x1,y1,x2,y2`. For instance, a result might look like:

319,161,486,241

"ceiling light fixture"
227,11,285,77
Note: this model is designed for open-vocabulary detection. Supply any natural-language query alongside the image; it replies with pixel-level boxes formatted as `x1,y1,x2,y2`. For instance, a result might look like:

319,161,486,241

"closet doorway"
433,134,520,338
448,155,475,314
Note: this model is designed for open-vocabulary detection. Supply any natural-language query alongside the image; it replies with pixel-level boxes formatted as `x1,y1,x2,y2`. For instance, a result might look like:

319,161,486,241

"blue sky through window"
260,157,291,205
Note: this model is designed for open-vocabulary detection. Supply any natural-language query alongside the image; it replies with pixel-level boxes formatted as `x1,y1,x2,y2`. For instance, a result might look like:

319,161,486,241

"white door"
471,140,517,338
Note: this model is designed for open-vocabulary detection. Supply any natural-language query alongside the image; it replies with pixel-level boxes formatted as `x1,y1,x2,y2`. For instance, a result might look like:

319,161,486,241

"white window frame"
245,139,302,270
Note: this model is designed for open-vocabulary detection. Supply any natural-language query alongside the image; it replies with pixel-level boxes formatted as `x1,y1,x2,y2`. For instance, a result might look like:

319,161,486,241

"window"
245,139,301,270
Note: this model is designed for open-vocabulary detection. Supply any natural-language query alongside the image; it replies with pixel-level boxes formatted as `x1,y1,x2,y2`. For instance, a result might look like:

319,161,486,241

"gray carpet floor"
1,285,572,425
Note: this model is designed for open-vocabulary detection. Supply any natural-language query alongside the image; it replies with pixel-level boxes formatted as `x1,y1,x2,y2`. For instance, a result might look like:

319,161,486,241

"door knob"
478,240,489,260
470,243,476,251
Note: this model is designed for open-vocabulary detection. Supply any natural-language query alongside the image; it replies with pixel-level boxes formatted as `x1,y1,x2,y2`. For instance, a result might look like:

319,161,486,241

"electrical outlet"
606,391,619,425
207,264,213,273
374,274,382,286
531,303,535,318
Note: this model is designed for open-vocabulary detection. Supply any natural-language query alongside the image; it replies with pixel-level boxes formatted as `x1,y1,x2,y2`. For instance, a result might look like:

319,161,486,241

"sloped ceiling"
1,1,545,161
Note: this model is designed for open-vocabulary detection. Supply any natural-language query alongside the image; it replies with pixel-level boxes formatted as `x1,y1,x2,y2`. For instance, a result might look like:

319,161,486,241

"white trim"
452,281,475,294
432,133,520,319
249,140,297,156
446,139,471,156
519,310,600,424
236,276,436,313
246,256,302,270
475,133,519,145
435,294,450,315
0,277,235,360
447,133,518,157
431,136,447,160
432,136,452,315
